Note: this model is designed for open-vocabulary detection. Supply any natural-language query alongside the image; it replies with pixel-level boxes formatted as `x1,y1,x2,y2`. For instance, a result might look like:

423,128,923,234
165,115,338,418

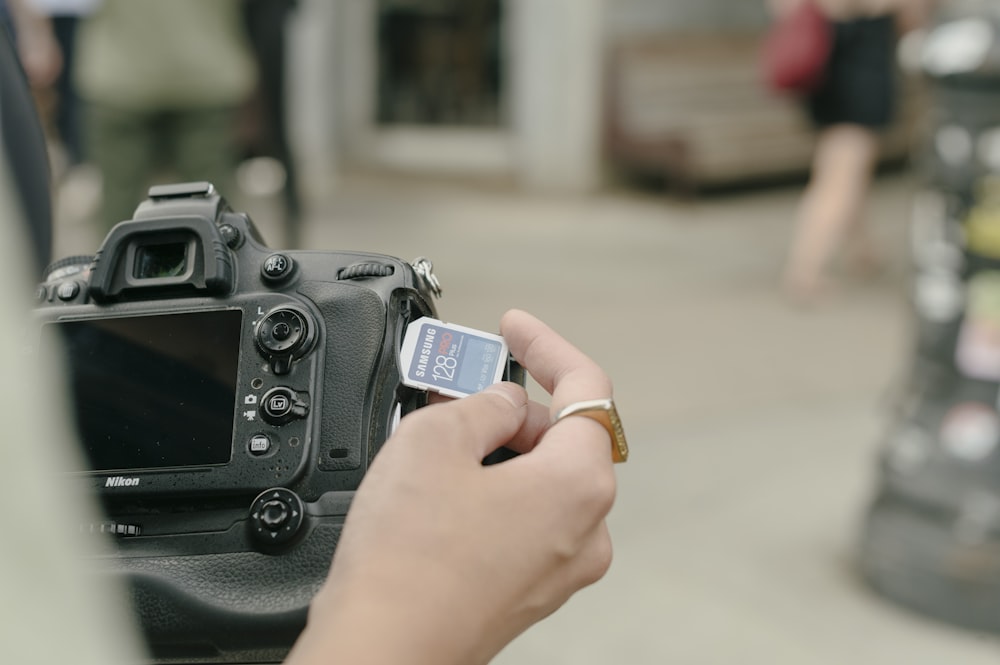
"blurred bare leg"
782,123,880,301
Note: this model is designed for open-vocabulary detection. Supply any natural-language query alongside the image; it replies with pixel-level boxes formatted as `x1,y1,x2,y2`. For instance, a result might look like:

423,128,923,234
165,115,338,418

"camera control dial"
249,487,304,548
255,306,316,374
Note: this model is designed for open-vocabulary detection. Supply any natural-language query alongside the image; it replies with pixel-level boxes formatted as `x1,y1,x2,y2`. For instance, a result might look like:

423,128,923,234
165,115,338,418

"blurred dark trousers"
86,103,239,229
242,0,300,223
51,15,83,165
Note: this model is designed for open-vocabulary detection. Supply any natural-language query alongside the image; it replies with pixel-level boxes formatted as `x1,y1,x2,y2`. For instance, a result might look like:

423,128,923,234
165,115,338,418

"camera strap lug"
411,257,442,299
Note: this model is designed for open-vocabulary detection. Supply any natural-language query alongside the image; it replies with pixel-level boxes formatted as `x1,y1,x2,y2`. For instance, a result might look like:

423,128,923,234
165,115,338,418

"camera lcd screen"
52,310,243,471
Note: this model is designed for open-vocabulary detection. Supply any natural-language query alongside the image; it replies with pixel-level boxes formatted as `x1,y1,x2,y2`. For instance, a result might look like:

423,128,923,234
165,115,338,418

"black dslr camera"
32,182,463,662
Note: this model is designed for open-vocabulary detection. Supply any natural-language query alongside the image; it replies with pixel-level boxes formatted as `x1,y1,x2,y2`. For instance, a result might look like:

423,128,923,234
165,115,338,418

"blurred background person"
25,0,99,176
1,0,59,273
240,0,303,246
73,0,255,230
1,0,62,91
776,0,934,302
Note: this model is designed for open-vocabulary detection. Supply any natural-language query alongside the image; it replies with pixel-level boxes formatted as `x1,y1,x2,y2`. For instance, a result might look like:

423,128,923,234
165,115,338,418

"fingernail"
484,382,527,409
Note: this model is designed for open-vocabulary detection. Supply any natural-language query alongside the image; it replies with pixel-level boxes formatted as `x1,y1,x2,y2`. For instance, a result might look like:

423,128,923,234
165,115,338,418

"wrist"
288,576,494,665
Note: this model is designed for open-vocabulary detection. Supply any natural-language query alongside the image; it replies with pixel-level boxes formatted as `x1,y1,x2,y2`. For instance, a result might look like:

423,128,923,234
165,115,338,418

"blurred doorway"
335,0,512,176
376,0,505,127
328,0,604,188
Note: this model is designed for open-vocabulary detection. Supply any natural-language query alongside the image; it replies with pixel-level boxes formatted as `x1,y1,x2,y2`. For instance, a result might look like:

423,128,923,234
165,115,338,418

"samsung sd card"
400,317,508,398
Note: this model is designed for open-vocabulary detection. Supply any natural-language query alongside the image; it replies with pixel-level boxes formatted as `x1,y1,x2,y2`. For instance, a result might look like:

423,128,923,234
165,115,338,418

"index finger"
500,309,622,469
500,309,612,415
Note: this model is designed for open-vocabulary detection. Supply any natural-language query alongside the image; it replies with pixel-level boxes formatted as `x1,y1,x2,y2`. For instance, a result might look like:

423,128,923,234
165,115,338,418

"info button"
248,434,272,456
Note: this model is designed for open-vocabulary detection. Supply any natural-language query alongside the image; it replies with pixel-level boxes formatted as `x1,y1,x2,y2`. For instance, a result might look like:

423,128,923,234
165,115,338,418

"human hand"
288,309,619,665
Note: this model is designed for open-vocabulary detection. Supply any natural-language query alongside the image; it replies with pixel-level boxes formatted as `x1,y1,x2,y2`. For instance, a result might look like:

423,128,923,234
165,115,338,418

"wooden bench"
604,34,921,191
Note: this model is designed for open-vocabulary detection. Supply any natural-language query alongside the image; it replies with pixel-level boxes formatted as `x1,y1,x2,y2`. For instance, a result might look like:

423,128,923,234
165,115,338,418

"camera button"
57,280,81,301
266,393,291,417
249,488,305,548
271,321,292,341
254,306,316,375
260,500,289,529
262,253,294,282
219,223,242,248
256,308,308,353
260,387,308,426
248,434,273,456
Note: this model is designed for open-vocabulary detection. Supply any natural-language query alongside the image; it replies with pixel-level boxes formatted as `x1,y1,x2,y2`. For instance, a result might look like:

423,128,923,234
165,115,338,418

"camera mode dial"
255,306,316,374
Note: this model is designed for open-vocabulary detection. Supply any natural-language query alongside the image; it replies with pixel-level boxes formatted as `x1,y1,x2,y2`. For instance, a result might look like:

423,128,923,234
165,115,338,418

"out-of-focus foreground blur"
29,0,1000,662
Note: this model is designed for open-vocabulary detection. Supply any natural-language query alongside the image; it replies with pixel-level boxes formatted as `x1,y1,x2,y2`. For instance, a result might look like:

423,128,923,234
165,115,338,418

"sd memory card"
400,317,508,398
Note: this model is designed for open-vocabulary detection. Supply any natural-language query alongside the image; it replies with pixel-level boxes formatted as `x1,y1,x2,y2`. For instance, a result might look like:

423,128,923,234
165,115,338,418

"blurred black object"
0,19,53,274
860,0,1000,632
241,0,302,244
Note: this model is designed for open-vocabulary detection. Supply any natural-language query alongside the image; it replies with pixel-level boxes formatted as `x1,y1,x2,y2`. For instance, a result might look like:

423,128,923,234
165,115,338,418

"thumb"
397,382,529,463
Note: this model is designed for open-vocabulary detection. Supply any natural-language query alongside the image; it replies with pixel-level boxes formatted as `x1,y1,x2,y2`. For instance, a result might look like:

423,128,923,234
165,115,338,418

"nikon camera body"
31,183,444,662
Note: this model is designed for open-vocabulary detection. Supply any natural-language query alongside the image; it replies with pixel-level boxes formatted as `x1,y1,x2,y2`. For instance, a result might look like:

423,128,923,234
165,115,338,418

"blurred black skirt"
808,14,896,129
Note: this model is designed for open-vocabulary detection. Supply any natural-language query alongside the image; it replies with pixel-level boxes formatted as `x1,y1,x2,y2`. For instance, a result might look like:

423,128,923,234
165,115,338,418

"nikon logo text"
105,476,140,488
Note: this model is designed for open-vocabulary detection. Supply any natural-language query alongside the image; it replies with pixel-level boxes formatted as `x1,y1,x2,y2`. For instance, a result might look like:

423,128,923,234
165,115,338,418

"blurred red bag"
761,1,832,94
